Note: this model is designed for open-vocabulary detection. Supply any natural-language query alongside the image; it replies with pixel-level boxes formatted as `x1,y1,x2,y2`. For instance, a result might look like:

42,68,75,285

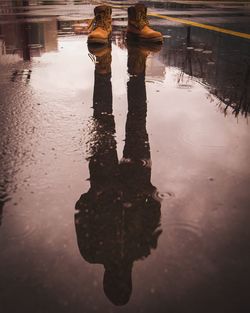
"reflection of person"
75,42,162,306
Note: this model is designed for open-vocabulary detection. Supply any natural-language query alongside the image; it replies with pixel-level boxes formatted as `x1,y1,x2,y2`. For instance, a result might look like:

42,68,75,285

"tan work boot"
127,4,163,43
88,5,112,44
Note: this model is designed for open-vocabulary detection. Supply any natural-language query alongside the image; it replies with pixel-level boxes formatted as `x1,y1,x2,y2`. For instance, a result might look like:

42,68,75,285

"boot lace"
88,13,108,31
137,10,149,29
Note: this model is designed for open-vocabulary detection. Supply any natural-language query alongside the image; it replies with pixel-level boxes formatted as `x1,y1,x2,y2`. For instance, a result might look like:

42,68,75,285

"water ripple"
164,220,202,237
153,190,175,201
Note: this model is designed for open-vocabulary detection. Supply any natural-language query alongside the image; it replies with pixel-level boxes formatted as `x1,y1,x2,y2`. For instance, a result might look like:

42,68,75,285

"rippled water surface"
0,2,250,313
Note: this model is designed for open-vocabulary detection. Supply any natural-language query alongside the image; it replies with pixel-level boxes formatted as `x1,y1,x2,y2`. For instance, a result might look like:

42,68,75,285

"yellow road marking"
148,13,250,40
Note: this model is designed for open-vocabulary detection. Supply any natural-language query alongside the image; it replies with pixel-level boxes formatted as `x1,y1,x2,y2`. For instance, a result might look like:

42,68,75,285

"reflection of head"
103,262,132,306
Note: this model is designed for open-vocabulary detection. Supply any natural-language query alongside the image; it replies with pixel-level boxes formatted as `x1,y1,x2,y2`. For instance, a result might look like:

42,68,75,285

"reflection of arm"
75,189,122,265
120,187,162,262
89,63,118,190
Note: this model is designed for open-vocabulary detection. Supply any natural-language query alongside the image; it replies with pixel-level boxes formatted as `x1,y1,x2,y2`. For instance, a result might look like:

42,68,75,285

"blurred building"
0,18,58,61
146,55,166,81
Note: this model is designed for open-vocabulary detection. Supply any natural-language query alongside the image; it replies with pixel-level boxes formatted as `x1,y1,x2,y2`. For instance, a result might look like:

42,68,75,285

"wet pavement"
0,2,250,313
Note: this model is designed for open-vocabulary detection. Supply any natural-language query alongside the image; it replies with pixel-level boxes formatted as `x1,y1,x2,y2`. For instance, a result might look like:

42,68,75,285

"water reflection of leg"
75,43,117,198
121,42,162,186
75,44,125,306
121,42,163,220
87,44,117,188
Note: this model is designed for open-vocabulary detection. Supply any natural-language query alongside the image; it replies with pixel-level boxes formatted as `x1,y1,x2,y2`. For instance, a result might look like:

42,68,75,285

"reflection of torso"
75,161,161,267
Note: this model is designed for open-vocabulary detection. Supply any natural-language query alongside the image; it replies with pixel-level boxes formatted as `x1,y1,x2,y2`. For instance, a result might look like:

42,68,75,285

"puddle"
0,4,250,313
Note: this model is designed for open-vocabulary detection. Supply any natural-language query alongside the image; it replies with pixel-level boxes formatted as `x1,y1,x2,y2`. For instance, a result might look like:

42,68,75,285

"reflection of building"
146,55,166,81
43,20,58,52
57,18,90,36
0,18,58,61
158,25,250,116
0,0,57,62
0,39,5,56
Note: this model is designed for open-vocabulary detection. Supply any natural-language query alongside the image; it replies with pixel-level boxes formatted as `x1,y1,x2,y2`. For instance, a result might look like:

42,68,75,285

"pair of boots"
88,3,163,44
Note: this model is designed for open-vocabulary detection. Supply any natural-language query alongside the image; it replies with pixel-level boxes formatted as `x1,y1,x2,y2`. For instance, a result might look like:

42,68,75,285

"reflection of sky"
31,39,93,91
31,38,128,93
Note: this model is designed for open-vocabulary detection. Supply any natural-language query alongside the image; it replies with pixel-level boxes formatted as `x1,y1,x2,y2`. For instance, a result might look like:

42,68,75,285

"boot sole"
87,38,108,44
126,32,163,44
87,34,111,45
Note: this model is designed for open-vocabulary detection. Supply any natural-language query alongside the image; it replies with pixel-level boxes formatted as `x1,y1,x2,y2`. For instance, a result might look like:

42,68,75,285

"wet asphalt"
0,1,250,313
